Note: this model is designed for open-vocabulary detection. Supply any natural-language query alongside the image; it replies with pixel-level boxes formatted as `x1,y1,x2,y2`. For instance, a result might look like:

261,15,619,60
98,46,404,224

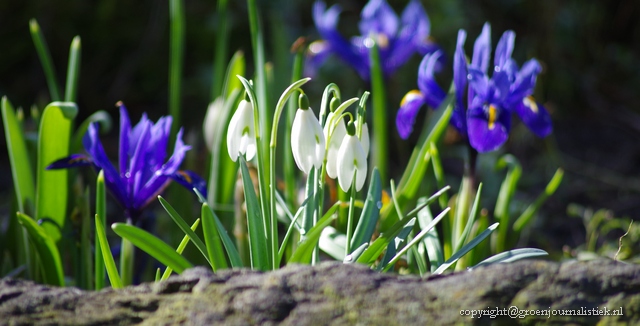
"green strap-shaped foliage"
16,212,64,286
36,102,77,243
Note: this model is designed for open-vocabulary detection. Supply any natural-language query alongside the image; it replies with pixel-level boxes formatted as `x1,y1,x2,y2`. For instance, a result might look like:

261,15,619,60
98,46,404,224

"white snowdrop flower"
323,111,347,179
227,99,256,162
337,121,368,192
358,121,370,158
203,97,224,152
291,94,326,174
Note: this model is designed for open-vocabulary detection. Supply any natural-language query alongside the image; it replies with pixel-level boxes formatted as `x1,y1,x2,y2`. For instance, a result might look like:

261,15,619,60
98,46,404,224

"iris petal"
514,97,552,138
396,90,426,139
359,0,399,37
467,105,511,152
46,154,93,170
417,51,446,108
494,31,515,70
472,23,492,74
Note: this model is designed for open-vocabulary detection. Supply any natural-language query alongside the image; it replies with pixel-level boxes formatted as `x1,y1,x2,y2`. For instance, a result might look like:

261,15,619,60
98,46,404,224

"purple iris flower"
396,23,552,152
47,103,207,219
309,0,439,80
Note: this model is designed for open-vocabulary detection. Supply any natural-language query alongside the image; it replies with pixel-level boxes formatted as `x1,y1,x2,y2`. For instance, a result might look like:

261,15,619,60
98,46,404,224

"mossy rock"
0,259,638,325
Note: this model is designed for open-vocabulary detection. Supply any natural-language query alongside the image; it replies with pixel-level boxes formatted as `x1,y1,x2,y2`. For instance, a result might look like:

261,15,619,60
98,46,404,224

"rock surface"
0,259,637,325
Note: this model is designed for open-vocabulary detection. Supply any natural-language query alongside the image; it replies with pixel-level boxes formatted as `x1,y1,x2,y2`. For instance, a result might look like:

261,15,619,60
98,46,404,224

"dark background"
1,0,639,256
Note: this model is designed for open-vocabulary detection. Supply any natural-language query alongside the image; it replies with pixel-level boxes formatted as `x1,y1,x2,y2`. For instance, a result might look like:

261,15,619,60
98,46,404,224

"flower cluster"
226,94,369,192
309,0,439,80
396,23,552,152
48,103,207,219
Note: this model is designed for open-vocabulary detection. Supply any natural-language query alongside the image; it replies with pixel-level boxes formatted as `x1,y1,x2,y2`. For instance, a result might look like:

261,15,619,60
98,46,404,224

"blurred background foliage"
1,0,639,259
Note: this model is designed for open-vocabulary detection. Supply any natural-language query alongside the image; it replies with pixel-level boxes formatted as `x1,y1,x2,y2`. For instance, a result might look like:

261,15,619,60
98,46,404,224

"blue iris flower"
309,0,439,80
48,103,207,219
396,23,552,152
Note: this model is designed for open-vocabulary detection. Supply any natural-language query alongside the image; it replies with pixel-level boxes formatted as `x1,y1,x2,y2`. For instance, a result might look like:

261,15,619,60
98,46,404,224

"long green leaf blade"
239,157,269,270
95,170,107,289
158,196,210,265
2,97,35,213
469,248,548,270
289,203,339,264
64,36,81,102
16,213,64,286
434,223,499,275
201,202,228,271
36,101,77,242
29,19,61,101
350,168,382,250
95,213,122,289
112,223,193,274
162,218,201,280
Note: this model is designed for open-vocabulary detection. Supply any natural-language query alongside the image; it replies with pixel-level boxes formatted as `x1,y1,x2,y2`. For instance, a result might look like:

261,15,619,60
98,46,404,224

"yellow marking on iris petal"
488,104,497,130
178,170,192,184
401,90,422,106
523,96,538,113
376,34,389,49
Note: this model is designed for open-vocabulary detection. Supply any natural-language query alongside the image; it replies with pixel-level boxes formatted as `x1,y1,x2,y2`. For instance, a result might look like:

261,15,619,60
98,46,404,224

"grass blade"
434,223,499,275
2,97,35,214
162,219,201,280
16,212,64,286
239,156,269,270
382,208,450,272
95,171,107,289
158,196,210,265
289,202,339,264
202,202,228,271
469,248,548,270
350,168,382,250
168,0,185,138
453,183,483,253
64,36,81,102
416,202,443,272
95,213,122,289
112,223,193,274
29,19,61,101
377,218,416,271
513,168,564,233
36,102,77,243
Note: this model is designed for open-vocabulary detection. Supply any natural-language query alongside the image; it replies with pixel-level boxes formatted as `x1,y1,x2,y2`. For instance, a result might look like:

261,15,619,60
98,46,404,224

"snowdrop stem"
344,170,357,256
268,78,311,269
319,83,341,126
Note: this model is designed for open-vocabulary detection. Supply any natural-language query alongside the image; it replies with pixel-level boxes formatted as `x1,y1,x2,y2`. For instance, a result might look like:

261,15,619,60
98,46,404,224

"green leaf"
434,223,499,275
277,195,315,264
29,19,61,101
350,168,382,250
239,157,269,270
64,36,81,102
382,208,450,272
513,169,564,233
95,170,107,290
344,242,368,264
289,203,339,264
453,183,483,253
494,155,522,253
469,248,548,270
201,202,228,271
168,0,185,138
378,218,416,271
416,202,443,273
2,97,35,214
112,223,193,274
162,218,201,280
357,186,449,266
36,101,77,242
95,213,122,289
16,212,64,286
158,196,211,265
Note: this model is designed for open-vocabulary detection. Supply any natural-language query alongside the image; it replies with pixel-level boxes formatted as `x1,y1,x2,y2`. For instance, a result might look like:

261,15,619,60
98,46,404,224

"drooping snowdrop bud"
323,111,347,179
337,120,368,192
358,121,370,158
227,99,256,162
203,97,224,152
291,93,326,174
